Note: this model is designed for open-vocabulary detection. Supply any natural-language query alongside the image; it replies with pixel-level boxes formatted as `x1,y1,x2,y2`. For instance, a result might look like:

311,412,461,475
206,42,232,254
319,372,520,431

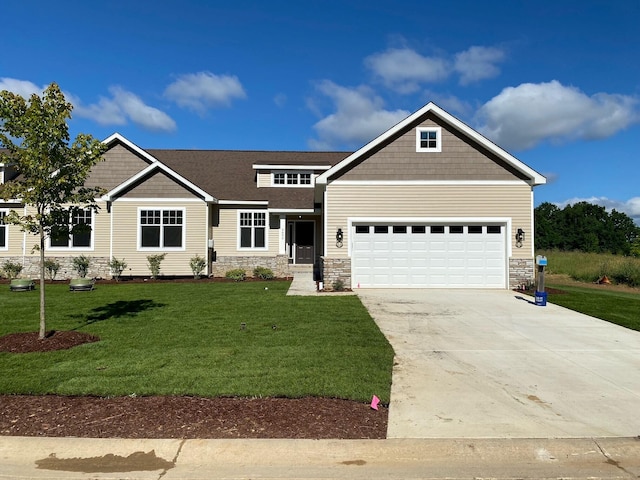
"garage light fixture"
515,228,525,248
336,228,343,248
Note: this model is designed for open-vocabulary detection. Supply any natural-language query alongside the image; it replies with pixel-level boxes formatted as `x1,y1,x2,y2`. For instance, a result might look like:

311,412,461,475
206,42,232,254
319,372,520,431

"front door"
294,222,314,264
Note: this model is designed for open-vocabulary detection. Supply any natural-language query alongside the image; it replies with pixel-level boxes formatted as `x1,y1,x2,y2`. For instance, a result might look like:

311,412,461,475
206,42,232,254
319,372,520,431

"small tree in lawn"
0,83,106,340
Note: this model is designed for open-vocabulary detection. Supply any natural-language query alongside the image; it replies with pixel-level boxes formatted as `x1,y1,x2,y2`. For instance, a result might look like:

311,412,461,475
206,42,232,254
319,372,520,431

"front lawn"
0,281,394,403
548,283,640,331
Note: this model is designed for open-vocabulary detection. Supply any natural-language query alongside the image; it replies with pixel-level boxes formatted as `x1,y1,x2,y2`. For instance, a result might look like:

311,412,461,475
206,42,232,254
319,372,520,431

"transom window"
239,211,267,249
416,127,442,152
50,208,93,249
140,209,184,249
272,171,313,187
0,211,7,249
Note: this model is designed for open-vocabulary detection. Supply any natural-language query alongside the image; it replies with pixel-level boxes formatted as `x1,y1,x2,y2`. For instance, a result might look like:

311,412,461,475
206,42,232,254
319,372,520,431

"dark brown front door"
295,222,314,264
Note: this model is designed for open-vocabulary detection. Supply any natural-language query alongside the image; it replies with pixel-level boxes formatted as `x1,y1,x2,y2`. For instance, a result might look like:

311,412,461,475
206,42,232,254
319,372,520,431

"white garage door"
351,223,506,288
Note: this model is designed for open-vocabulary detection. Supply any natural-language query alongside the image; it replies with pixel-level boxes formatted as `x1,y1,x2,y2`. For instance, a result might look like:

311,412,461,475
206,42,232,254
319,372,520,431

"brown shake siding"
85,144,151,191
119,170,200,199
339,115,529,181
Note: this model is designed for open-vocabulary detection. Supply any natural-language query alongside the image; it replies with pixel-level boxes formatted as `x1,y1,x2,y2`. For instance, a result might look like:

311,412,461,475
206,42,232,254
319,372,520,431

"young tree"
0,82,106,340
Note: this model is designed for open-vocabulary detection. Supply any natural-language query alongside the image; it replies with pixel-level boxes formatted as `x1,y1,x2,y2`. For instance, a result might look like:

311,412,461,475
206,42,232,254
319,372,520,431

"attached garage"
351,221,507,288
316,103,546,290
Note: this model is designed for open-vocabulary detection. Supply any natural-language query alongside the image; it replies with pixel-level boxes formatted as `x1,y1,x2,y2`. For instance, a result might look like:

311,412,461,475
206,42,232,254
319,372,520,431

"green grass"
0,281,394,403
538,250,640,286
548,284,640,331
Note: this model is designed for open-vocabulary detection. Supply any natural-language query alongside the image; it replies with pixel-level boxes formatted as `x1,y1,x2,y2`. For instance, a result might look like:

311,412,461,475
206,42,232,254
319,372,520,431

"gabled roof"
316,102,546,186
101,134,215,202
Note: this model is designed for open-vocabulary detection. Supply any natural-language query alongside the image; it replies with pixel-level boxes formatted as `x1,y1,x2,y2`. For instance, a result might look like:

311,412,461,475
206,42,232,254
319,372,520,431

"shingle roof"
147,149,350,209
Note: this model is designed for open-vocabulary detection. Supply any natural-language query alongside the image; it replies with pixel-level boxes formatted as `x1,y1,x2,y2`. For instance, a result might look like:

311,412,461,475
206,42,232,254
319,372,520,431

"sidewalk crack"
158,439,186,480
593,438,636,478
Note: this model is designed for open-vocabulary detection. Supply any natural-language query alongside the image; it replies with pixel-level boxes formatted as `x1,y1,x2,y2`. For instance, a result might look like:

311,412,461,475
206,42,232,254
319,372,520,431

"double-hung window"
50,208,93,249
416,127,442,152
239,211,267,249
140,208,184,249
0,211,7,249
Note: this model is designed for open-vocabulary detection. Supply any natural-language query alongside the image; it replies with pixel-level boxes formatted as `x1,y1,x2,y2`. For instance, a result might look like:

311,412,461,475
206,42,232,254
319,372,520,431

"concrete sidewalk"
2,436,640,479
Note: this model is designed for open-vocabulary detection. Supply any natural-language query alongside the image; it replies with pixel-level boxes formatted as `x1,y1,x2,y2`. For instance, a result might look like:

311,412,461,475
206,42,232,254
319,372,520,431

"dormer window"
272,171,314,187
416,127,442,152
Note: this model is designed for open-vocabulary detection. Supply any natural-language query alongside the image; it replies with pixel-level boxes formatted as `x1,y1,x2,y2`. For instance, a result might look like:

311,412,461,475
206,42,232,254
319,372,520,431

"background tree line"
535,202,640,256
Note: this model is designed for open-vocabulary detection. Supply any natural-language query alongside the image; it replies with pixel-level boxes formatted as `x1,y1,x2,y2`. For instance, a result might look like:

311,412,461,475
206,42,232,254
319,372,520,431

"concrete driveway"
357,289,640,439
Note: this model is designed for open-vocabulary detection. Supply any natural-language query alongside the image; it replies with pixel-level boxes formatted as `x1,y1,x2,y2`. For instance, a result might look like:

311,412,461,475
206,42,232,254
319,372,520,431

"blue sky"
2,0,639,222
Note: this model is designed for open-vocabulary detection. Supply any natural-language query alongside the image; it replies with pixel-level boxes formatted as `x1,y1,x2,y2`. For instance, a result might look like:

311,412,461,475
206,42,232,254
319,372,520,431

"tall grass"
538,250,640,287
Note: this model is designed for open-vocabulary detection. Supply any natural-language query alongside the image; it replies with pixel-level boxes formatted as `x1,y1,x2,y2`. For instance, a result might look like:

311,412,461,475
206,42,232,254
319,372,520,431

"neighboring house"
0,103,545,288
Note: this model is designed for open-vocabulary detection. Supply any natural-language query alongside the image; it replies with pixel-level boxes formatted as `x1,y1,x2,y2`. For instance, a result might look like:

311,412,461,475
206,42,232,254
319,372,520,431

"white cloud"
454,46,505,85
164,72,246,113
73,86,176,132
274,93,287,108
556,196,640,224
308,81,410,150
476,80,640,151
364,48,450,94
423,90,473,117
0,78,44,99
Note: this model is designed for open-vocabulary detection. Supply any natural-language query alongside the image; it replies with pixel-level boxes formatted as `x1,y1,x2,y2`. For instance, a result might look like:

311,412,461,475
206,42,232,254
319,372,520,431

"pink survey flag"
370,395,380,410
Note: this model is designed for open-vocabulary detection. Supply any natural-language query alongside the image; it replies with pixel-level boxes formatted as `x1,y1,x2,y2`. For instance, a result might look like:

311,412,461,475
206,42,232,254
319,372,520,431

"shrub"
109,257,128,282
332,279,345,291
253,266,274,280
147,254,166,280
225,268,246,282
2,261,23,280
190,255,207,279
43,258,60,281
71,255,91,278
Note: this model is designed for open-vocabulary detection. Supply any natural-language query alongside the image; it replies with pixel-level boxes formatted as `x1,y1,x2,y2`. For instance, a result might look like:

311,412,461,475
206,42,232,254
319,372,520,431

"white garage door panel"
352,223,506,288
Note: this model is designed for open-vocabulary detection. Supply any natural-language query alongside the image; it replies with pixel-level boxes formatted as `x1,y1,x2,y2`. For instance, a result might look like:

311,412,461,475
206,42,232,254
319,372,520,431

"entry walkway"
286,265,318,295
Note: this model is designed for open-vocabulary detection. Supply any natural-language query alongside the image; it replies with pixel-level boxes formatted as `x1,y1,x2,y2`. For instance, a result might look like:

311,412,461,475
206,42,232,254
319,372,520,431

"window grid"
140,209,184,249
239,211,267,249
50,208,93,249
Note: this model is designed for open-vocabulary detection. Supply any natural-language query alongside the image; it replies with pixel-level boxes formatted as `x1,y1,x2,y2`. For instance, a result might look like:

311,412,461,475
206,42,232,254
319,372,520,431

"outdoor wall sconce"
336,228,343,248
515,228,525,248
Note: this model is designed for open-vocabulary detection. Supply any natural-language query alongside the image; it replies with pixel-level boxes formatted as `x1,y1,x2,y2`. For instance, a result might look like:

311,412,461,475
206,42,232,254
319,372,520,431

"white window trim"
137,207,187,251
416,127,442,153
0,209,8,251
47,208,95,252
271,171,314,187
237,210,269,251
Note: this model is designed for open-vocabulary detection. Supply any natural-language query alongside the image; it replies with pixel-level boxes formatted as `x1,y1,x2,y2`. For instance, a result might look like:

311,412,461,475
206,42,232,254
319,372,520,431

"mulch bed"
0,331,387,439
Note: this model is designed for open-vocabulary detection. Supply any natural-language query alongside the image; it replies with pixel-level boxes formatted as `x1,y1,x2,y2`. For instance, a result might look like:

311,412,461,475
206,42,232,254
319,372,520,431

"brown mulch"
0,331,387,439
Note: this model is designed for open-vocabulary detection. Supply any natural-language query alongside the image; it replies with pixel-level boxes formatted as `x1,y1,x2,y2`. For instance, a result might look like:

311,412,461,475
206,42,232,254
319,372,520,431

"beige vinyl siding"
340,115,528,181
86,144,150,191
1,204,25,256
325,183,532,258
111,200,208,276
211,206,280,256
121,171,199,198
257,172,271,188
5,202,111,259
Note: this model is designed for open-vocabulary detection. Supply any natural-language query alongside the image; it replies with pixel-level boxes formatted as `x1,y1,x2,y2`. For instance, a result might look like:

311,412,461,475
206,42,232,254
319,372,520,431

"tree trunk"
38,225,46,340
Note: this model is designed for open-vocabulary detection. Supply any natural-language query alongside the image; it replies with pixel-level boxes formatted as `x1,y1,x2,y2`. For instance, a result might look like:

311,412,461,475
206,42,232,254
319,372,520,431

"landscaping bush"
253,266,274,280
109,257,127,282
147,254,166,279
1,261,23,280
44,258,60,281
225,268,246,282
332,279,345,291
190,255,207,279
71,255,91,278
